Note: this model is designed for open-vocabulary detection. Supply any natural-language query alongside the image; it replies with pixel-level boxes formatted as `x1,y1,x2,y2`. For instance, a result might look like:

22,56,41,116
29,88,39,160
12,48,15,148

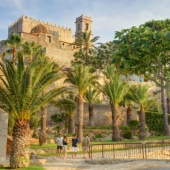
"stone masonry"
0,110,8,163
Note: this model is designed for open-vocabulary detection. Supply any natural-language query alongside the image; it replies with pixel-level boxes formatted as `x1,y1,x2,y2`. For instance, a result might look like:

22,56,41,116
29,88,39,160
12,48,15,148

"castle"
7,14,93,66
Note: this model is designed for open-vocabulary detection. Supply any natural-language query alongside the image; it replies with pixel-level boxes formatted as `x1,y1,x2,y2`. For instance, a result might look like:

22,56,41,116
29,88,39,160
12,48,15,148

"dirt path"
42,157,170,170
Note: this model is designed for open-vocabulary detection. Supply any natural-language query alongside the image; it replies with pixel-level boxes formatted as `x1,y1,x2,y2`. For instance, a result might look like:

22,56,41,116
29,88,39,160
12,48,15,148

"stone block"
0,136,7,147
0,113,8,121
0,149,6,163
0,129,8,136
0,121,8,129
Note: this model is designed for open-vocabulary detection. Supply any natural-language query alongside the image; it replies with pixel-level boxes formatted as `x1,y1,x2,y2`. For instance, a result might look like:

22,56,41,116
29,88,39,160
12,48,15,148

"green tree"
127,84,157,140
1,34,22,65
65,64,98,142
71,31,99,65
84,85,100,126
113,19,170,135
101,65,129,141
0,54,66,168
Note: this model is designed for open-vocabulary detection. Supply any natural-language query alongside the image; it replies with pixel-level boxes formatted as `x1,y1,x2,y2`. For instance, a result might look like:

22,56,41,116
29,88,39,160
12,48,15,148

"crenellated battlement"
8,15,72,31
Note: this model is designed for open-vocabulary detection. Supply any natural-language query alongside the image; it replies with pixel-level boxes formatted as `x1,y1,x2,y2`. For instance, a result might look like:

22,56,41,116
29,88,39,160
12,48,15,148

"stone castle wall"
8,15,74,43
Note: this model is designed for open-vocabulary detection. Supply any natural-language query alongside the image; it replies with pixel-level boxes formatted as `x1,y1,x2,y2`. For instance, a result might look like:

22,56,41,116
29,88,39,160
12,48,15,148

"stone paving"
41,156,170,170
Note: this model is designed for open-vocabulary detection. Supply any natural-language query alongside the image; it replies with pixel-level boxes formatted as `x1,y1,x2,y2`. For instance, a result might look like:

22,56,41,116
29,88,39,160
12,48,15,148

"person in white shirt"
55,134,63,157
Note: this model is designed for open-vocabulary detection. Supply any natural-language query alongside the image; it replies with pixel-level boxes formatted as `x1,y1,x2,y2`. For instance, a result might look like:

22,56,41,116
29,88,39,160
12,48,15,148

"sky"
0,0,170,43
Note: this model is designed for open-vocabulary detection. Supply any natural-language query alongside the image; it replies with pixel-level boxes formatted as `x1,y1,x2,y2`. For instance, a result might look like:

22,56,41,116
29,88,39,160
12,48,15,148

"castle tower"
75,14,92,36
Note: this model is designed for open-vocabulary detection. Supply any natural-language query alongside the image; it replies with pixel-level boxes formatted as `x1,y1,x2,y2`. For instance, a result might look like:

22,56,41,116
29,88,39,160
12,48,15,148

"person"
82,134,90,159
63,136,68,159
55,134,63,157
72,134,78,158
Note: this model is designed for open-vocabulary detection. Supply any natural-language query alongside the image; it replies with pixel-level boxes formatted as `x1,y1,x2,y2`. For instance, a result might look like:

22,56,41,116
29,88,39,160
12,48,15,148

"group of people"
55,134,90,159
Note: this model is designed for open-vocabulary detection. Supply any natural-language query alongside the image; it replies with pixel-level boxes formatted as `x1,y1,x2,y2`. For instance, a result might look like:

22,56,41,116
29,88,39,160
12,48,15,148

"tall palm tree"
101,75,129,141
38,60,62,146
100,64,129,141
84,85,100,126
0,53,67,168
127,84,157,140
72,31,100,65
1,34,22,65
65,64,98,142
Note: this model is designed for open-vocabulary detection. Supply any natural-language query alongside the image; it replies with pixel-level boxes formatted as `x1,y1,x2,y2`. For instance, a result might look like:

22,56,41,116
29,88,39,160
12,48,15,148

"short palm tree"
1,34,22,65
127,84,157,140
0,53,66,168
52,93,77,134
84,85,100,126
65,64,98,142
72,31,100,65
22,41,45,63
101,65,129,141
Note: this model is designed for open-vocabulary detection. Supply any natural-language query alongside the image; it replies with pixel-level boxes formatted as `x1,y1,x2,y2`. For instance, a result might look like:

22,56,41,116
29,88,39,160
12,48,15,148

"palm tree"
52,93,77,134
22,41,45,63
1,34,22,65
127,84,157,140
100,64,129,141
38,60,62,146
72,31,100,65
0,53,67,168
101,75,129,141
65,64,98,142
84,85,100,126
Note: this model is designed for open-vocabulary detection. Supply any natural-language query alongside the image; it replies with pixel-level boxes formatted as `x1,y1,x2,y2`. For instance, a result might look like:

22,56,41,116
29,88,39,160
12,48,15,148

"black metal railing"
89,141,170,159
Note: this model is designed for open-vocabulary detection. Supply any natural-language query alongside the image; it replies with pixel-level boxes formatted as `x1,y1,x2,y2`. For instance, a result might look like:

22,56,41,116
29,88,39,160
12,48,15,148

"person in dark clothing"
72,134,78,158
63,136,68,159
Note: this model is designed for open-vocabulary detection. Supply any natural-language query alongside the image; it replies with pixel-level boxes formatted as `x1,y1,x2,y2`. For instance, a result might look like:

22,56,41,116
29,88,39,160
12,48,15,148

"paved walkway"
42,156,170,170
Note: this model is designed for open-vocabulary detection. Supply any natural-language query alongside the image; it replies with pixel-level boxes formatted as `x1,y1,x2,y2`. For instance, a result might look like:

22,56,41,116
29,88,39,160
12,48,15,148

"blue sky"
0,0,170,43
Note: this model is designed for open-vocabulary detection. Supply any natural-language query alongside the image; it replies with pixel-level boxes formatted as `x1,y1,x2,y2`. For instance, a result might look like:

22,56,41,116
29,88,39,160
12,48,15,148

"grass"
30,136,170,149
0,165,44,170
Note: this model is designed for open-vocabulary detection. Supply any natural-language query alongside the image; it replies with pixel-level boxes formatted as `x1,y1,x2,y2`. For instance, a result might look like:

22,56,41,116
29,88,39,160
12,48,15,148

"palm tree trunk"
111,104,121,141
161,87,170,135
77,94,84,143
89,104,94,126
85,49,88,65
127,105,132,124
39,106,47,146
10,121,30,168
167,98,170,114
68,116,75,134
139,106,146,140
12,47,16,65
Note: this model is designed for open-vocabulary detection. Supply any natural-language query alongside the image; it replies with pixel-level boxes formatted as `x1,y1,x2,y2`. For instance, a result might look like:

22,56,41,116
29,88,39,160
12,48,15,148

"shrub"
145,111,170,134
128,120,139,130
119,125,130,131
83,126,112,130
95,134,103,138
123,131,132,139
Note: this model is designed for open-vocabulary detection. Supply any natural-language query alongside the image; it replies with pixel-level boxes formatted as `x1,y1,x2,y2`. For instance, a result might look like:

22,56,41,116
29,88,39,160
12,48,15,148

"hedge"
145,111,170,134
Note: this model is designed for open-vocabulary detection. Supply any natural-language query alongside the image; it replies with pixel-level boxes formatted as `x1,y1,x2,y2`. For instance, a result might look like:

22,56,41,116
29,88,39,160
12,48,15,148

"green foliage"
145,111,170,134
119,126,130,131
123,131,132,139
51,113,68,123
95,134,103,138
84,125,112,130
128,120,139,130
